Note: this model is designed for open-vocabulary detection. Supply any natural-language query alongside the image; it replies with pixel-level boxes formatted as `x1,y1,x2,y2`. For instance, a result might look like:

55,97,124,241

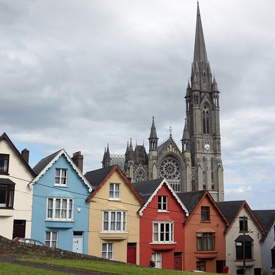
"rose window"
159,157,181,192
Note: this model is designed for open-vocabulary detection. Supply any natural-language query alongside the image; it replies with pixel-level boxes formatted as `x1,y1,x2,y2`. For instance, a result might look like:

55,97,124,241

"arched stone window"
211,158,214,189
202,105,210,134
202,158,206,189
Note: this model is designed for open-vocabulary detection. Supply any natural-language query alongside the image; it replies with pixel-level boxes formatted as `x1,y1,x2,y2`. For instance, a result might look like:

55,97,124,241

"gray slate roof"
132,179,163,203
216,201,245,225
33,149,62,175
85,165,116,191
177,191,206,213
253,210,275,236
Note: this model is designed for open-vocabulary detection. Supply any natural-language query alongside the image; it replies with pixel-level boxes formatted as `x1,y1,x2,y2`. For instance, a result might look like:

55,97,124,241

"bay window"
153,222,174,243
197,233,215,251
103,211,126,232
47,198,73,221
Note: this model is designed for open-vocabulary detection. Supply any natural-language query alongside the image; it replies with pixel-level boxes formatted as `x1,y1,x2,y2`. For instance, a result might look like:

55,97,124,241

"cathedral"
102,3,224,202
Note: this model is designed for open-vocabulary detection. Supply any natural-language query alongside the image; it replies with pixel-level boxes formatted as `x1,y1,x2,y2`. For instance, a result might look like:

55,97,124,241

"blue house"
30,149,92,254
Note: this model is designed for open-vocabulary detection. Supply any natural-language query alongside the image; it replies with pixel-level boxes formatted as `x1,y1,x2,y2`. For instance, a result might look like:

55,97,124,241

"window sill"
0,209,14,216
150,242,176,251
0,172,9,175
158,210,169,213
234,259,255,267
54,185,68,187
99,232,128,240
195,251,217,259
45,220,75,228
108,199,121,202
200,221,211,223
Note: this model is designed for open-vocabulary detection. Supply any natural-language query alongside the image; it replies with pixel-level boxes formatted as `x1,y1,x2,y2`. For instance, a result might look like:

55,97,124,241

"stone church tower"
102,3,224,201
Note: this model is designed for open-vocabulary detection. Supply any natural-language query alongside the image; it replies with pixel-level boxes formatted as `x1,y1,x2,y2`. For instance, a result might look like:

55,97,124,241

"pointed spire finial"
193,1,208,63
170,126,172,137
149,116,158,139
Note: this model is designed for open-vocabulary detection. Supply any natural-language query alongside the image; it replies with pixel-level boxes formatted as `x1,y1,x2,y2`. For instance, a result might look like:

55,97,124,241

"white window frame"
153,222,174,243
102,211,126,232
109,183,120,200
152,253,162,269
47,198,73,221
102,243,113,259
45,231,58,248
158,196,168,211
55,168,67,186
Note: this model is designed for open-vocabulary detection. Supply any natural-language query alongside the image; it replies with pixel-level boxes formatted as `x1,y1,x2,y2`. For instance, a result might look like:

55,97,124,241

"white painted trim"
138,179,189,216
29,149,92,192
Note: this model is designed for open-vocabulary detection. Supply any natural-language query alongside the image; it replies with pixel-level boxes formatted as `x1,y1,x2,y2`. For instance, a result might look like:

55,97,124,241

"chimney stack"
21,148,29,164
72,151,84,173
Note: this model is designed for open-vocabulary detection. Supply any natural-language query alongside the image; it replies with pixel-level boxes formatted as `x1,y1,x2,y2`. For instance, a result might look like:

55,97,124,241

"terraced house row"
0,132,274,275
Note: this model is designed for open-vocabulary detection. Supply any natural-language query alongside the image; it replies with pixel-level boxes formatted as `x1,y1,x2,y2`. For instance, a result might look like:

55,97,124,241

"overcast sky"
1,0,275,210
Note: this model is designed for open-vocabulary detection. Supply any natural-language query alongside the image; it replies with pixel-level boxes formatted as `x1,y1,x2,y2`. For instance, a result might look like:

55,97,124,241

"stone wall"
0,235,106,261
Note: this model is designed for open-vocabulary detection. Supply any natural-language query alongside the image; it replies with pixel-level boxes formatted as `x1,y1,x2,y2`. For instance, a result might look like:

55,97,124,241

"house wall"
261,222,275,275
31,154,90,253
184,195,226,272
139,184,186,270
88,170,141,264
226,207,263,275
0,139,34,239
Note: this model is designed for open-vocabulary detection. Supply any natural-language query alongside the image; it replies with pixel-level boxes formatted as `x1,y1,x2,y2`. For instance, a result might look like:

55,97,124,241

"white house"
0,133,35,239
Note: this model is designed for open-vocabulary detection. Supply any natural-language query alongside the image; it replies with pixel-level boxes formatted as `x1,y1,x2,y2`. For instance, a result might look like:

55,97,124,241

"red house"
177,191,229,273
133,179,189,270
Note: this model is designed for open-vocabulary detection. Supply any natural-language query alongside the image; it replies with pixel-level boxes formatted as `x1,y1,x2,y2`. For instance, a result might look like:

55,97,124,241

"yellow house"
85,165,143,264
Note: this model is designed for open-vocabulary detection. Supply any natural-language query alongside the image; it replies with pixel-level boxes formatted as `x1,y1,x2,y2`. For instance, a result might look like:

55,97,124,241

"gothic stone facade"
102,4,224,202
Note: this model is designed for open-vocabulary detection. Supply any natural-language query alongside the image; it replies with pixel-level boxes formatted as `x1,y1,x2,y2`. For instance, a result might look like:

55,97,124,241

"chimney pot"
72,151,83,173
21,148,29,164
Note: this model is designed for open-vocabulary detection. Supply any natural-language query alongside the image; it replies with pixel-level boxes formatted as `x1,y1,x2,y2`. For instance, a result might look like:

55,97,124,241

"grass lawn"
18,257,219,275
0,262,69,275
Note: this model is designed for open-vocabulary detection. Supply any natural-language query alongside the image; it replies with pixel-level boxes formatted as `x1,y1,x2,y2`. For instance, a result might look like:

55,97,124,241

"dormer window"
55,169,67,186
158,196,168,211
239,216,248,232
0,154,9,174
109,183,120,200
201,206,210,221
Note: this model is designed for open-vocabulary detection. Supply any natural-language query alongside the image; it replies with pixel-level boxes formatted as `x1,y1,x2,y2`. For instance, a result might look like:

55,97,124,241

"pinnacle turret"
149,116,158,151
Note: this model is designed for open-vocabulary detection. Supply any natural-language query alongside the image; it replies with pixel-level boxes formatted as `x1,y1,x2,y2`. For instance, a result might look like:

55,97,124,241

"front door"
216,260,225,273
13,220,26,239
127,243,136,264
73,232,83,253
174,252,182,270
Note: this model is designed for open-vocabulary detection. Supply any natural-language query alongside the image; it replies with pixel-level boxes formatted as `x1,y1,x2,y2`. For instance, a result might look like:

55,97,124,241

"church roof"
193,2,208,63
157,135,182,156
134,145,148,165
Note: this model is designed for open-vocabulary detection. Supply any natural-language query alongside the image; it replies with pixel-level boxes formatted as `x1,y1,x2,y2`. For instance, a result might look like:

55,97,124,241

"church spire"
193,2,208,63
